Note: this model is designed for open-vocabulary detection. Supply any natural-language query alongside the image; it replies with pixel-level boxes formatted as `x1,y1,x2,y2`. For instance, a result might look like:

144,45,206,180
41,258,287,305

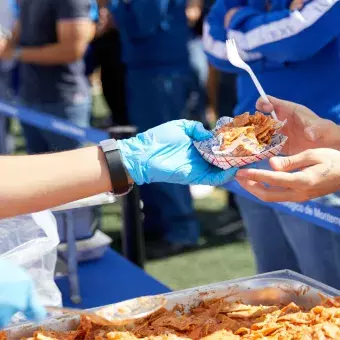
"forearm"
18,20,95,65
19,43,84,65
0,146,113,218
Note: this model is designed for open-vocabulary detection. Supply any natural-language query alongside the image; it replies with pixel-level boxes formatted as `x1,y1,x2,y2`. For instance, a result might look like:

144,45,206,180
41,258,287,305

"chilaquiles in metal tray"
194,112,288,170
4,270,340,340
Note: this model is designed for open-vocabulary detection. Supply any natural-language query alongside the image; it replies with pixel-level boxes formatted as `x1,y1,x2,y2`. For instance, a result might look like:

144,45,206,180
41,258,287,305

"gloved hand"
118,120,237,186
0,259,46,328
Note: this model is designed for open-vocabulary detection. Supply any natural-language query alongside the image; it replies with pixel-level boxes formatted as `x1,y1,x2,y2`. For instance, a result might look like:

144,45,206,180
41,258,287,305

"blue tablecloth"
56,249,170,309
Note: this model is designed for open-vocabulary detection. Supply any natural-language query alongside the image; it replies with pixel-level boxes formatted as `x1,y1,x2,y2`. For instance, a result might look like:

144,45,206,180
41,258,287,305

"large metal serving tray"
6,270,340,339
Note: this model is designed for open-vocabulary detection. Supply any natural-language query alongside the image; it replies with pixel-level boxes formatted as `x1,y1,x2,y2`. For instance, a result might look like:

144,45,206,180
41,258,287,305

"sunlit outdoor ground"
96,184,255,290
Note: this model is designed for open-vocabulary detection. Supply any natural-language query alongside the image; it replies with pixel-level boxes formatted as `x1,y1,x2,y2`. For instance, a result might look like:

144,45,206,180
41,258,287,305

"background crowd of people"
0,0,340,294
0,0,240,258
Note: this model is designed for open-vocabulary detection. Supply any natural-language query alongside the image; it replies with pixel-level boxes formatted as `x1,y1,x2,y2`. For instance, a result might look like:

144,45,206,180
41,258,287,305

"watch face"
100,139,118,152
100,139,131,196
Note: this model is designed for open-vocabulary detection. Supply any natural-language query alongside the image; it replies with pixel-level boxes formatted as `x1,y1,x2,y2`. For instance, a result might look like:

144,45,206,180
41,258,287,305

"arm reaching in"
0,120,236,219
118,120,237,186
0,146,112,218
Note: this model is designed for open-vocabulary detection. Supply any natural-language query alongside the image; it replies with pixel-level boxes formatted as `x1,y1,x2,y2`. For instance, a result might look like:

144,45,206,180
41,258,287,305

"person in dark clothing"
2,0,98,154
185,0,209,127
90,2,128,126
93,30,128,126
217,72,240,216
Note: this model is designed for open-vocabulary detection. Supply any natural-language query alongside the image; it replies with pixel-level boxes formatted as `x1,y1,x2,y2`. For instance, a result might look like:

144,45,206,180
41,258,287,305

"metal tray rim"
5,270,340,338
161,270,340,299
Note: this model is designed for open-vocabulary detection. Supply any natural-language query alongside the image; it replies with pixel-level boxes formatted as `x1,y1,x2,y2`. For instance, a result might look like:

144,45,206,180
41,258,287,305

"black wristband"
99,139,133,196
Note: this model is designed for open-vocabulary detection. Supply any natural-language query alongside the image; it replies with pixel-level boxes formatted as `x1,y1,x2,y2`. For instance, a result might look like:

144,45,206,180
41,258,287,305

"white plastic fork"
226,39,278,121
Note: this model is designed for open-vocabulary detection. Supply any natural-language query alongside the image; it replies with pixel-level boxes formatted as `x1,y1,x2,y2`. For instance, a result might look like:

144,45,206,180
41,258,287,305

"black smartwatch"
99,139,133,196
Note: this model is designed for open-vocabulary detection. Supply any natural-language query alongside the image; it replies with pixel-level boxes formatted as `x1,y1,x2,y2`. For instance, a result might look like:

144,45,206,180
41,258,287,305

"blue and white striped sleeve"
203,0,263,73
228,0,340,62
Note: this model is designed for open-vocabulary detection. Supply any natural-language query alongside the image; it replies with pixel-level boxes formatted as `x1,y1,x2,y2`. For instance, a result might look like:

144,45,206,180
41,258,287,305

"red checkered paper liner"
194,116,288,170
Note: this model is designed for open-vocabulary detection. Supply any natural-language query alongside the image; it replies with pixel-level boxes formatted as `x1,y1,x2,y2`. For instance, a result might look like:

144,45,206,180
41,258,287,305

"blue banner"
0,100,110,143
225,181,340,233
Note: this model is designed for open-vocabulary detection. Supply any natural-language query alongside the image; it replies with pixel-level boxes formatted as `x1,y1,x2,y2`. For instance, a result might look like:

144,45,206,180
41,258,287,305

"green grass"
146,242,255,290
98,187,255,290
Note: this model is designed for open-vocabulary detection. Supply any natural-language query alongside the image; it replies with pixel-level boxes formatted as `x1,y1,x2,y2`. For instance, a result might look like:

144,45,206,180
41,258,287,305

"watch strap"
99,139,132,196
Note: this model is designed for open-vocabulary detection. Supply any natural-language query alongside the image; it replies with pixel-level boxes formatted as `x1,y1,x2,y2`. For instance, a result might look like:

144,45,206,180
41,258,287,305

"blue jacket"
204,0,340,122
109,0,190,70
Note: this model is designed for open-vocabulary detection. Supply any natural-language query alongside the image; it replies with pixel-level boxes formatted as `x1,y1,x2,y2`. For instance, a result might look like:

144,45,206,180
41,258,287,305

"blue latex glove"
0,259,46,328
118,120,238,186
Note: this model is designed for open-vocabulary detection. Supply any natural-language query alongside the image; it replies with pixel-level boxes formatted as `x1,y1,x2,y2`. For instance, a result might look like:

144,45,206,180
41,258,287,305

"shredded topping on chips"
215,112,280,156
15,297,340,340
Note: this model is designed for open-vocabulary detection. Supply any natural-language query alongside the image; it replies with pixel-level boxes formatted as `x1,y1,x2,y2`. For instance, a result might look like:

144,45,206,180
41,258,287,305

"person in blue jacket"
108,0,200,255
203,0,340,288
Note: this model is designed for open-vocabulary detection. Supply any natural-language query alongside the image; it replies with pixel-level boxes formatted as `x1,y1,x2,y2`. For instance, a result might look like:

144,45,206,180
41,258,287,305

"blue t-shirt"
109,0,190,70
12,0,98,105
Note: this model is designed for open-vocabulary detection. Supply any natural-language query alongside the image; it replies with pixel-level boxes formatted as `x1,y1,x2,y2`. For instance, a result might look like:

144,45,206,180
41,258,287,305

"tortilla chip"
216,111,280,155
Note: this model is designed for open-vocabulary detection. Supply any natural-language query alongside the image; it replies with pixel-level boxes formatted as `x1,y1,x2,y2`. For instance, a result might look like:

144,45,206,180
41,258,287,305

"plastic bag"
0,210,61,312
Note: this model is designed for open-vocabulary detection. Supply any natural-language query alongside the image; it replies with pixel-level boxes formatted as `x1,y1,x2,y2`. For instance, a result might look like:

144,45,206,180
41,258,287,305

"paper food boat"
194,116,288,170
